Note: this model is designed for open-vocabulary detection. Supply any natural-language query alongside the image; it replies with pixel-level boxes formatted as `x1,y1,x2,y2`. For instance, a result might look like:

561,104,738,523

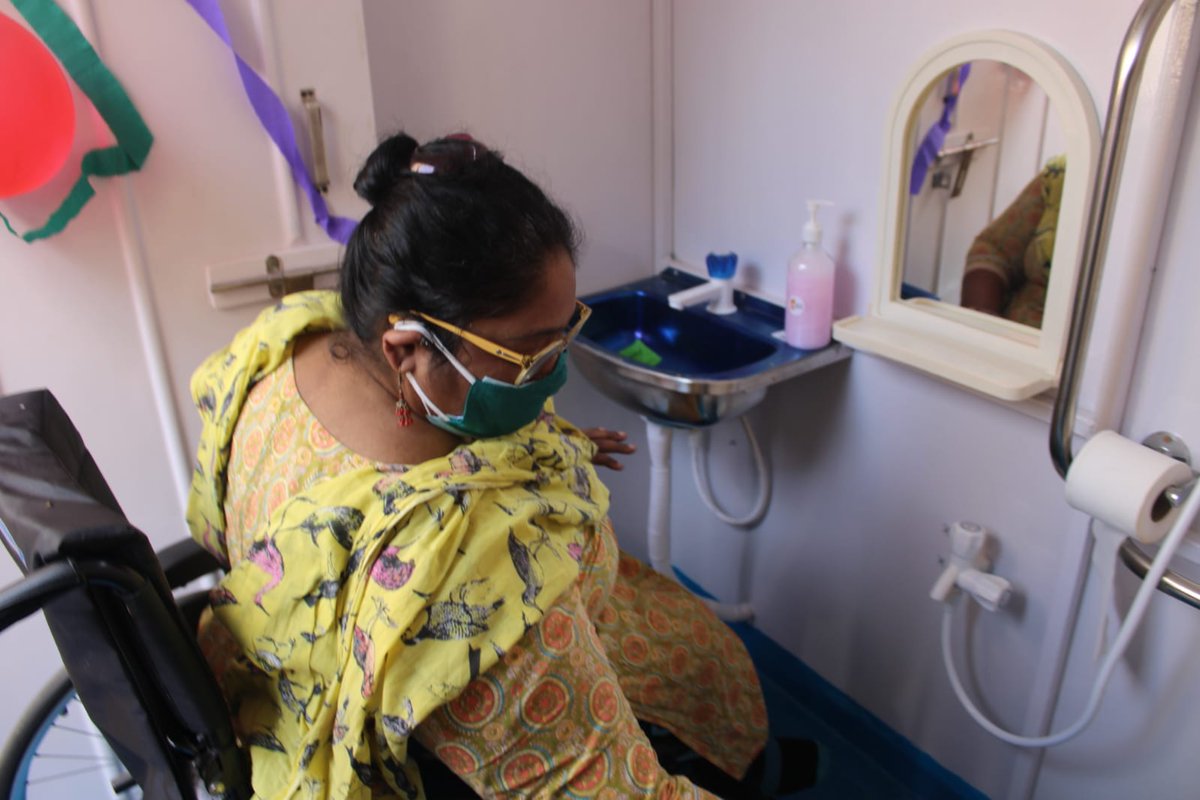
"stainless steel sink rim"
570,337,849,397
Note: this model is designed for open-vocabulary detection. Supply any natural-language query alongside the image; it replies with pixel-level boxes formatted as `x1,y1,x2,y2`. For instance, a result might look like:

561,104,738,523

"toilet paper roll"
1065,430,1193,544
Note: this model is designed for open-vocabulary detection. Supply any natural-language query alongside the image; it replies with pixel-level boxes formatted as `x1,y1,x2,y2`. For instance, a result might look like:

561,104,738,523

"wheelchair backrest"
0,389,250,799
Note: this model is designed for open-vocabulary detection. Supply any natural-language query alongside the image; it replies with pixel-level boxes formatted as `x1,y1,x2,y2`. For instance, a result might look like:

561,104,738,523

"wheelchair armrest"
156,539,224,589
0,562,82,634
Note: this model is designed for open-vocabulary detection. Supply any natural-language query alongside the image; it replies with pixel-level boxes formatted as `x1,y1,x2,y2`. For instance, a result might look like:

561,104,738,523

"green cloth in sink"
618,339,663,367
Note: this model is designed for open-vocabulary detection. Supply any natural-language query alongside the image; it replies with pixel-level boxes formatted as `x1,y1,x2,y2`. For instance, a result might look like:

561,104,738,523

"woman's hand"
583,427,636,471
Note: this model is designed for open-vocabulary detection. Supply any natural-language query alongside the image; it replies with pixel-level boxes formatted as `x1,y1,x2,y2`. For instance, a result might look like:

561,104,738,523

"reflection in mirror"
831,31,1100,401
902,61,1065,330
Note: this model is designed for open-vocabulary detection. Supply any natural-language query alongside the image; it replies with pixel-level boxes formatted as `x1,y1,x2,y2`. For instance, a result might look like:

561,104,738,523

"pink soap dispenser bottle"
785,200,835,349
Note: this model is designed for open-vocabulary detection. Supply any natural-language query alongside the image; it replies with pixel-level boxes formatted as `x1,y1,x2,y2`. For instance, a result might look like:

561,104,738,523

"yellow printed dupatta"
186,291,609,798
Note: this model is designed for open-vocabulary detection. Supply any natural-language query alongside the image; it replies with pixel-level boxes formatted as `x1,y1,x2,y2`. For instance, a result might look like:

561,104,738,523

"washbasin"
570,268,850,427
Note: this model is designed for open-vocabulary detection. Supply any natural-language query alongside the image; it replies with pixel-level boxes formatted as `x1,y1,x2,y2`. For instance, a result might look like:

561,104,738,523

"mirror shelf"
833,315,1055,400
833,30,1100,401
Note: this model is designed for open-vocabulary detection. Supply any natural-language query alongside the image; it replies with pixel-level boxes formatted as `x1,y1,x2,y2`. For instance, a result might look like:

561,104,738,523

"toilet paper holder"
1118,433,1200,610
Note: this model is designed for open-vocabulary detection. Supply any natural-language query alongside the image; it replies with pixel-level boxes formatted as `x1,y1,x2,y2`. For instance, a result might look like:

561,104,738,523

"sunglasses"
393,300,592,385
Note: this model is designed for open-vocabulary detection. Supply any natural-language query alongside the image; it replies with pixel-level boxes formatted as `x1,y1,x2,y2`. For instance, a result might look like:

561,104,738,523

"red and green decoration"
0,0,152,242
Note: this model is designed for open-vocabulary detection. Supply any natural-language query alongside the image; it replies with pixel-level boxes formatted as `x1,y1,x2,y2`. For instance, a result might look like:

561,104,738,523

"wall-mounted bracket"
300,88,330,193
206,243,341,310
935,134,999,161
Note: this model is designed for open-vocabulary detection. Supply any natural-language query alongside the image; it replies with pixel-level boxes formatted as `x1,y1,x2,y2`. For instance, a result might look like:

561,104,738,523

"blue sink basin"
570,268,850,427
582,293,777,376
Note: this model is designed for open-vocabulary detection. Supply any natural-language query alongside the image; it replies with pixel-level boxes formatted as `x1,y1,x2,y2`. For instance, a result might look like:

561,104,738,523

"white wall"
361,0,655,298
3,2,1199,799
667,2,1200,799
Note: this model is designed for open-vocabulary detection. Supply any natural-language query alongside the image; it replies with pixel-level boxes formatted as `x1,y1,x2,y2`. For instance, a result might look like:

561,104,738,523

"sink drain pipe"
646,421,675,580
644,418,757,622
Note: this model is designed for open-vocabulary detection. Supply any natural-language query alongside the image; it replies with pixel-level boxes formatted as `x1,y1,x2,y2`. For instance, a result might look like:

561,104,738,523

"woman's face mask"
392,320,568,439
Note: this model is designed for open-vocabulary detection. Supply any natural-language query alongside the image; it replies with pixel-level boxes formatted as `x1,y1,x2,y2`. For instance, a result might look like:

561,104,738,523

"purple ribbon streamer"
184,0,357,243
909,63,971,196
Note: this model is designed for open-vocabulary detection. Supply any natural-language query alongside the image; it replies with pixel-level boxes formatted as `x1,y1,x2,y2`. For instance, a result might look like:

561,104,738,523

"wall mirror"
833,31,1100,400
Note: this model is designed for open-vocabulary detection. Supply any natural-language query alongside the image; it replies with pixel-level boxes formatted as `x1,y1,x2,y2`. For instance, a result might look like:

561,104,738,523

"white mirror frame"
834,31,1100,401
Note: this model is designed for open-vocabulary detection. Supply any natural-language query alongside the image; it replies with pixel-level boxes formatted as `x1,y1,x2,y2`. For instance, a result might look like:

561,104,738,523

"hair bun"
353,132,419,206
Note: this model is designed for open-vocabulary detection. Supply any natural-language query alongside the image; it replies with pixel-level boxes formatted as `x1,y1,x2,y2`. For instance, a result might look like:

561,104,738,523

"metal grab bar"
1118,538,1200,608
1050,0,1179,476
1050,0,1200,610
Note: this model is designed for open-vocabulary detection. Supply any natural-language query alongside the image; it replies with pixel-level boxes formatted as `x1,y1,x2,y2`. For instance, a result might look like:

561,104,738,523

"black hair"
339,132,580,356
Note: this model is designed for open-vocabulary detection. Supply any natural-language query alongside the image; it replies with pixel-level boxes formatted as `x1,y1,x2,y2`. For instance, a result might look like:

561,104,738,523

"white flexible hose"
689,416,771,528
942,481,1200,747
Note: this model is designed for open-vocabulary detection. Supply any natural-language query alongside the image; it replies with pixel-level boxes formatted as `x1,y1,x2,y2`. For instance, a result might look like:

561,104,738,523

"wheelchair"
0,388,251,799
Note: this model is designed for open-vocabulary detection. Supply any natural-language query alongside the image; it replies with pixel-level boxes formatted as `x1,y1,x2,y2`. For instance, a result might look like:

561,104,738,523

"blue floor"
679,574,986,800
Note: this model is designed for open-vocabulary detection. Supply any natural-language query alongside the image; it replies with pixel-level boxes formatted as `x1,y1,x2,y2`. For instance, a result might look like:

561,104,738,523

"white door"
0,0,375,743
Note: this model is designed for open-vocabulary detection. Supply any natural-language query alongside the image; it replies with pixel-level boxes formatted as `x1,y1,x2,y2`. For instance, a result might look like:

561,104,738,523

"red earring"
395,374,414,428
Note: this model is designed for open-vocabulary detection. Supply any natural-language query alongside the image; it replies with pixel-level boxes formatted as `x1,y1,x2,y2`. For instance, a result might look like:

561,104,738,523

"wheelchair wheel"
0,670,141,799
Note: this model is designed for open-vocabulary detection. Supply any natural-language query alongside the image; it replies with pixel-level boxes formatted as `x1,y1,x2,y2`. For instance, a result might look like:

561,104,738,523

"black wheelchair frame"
0,389,251,799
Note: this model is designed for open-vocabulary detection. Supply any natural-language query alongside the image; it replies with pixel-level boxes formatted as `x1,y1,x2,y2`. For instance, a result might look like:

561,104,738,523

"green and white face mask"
393,320,568,439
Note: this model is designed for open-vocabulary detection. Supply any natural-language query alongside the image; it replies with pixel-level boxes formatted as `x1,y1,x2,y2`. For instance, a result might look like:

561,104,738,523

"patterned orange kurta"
962,156,1065,328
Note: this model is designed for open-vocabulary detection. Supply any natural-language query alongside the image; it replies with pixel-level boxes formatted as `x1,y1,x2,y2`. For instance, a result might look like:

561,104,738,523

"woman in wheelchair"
186,133,810,799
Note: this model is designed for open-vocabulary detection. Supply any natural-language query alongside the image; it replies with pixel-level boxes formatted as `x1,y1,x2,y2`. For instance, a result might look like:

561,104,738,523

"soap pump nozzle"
802,199,833,246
